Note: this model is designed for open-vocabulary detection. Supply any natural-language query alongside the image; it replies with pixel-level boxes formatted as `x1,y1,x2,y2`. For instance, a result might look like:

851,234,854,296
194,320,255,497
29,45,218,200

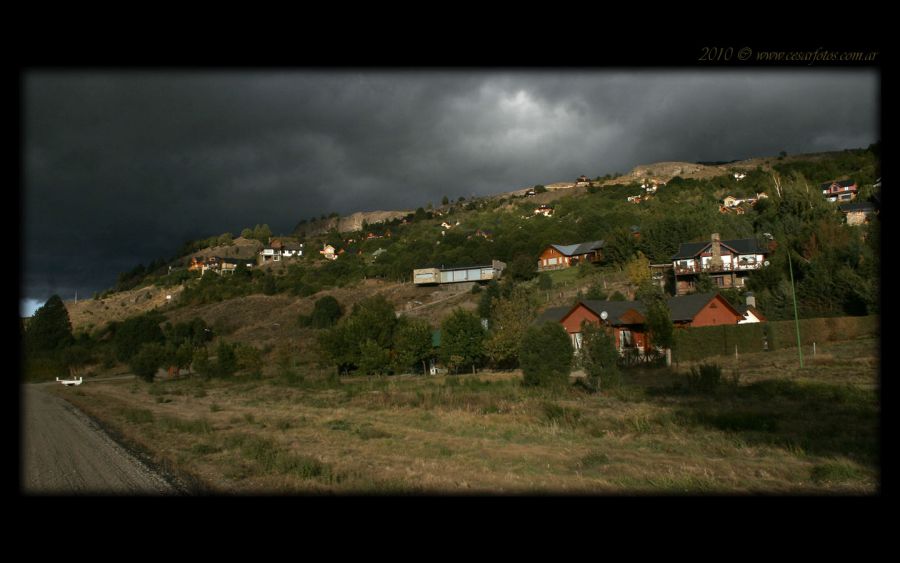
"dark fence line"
672,315,879,362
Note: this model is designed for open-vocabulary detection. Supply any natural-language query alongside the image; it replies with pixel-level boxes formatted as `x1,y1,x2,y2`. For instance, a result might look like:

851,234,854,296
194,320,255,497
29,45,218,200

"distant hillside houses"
188,255,256,276
533,204,554,217
320,244,338,260
821,179,858,202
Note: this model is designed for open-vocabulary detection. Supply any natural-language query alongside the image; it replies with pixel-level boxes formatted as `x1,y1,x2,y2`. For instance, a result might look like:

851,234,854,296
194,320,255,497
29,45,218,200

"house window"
619,329,633,349
548,257,558,265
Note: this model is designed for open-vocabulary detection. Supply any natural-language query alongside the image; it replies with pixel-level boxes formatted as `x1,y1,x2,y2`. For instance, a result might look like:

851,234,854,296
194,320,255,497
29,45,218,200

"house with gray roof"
671,233,768,295
537,240,605,272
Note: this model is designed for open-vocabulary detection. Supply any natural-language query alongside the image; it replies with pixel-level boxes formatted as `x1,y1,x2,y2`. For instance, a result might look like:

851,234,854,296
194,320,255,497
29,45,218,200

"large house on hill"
671,233,768,295
821,179,858,202
537,240,605,271
259,238,304,264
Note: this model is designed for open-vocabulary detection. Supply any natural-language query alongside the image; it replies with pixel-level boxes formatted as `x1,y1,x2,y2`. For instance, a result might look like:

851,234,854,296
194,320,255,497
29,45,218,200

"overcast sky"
21,69,879,315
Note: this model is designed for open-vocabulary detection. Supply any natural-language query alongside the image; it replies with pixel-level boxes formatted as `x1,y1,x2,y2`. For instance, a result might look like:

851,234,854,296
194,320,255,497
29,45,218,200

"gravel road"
22,384,177,495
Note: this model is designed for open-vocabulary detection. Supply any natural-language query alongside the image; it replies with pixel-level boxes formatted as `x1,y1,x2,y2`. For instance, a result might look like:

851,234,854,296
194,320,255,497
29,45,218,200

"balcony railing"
674,261,762,275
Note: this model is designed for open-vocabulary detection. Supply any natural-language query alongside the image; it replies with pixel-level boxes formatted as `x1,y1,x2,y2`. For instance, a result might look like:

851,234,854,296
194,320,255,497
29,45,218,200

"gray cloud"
22,69,878,305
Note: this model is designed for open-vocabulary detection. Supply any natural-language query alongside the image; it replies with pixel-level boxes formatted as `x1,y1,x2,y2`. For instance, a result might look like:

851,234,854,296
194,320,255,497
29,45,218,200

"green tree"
508,254,537,282
519,323,572,387
130,342,165,382
624,251,651,287
478,281,501,321
637,282,673,356
319,295,398,374
111,311,165,362
440,308,485,374
578,321,620,391
25,295,73,355
192,347,213,378
538,273,553,290
483,287,537,368
262,274,277,295
216,341,238,378
586,283,607,300
358,339,391,375
235,343,262,379
309,295,343,328
442,195,449,206
392,317,433,374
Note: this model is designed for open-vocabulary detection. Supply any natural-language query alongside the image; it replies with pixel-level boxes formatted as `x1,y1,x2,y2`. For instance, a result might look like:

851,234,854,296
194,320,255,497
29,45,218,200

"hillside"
73,146,878,344
66,284,185,334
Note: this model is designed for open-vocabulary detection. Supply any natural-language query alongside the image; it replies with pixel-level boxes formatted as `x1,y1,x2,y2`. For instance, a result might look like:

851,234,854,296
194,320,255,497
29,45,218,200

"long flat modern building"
413,260,507,285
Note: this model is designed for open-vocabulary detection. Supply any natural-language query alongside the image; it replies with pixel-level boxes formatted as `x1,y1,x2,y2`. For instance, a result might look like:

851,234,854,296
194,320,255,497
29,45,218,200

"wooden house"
537,240,605,271
821,179,858,202
838,201,876,226
553,300,650,355
671,233,768,295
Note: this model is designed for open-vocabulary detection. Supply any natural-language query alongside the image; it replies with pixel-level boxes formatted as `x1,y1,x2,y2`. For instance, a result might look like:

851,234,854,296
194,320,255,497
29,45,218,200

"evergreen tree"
25,295,73,355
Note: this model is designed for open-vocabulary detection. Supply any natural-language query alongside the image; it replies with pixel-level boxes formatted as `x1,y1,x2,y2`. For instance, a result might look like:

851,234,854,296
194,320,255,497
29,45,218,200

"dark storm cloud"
22,69,878,308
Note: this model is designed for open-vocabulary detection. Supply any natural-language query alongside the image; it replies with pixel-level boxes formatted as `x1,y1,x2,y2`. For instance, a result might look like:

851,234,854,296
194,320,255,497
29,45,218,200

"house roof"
549,240,606,257
820,179,857,189
838,202,876,213
533,306,572,326
577,300,646,325
666,292,742,322
671,238,766,260
736,304,768,322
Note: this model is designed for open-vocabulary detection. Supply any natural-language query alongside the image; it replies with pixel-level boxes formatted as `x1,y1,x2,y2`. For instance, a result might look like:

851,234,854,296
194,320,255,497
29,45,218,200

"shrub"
520,323,572,387
579,322,620,391
686,363,722,393
129,342,165,382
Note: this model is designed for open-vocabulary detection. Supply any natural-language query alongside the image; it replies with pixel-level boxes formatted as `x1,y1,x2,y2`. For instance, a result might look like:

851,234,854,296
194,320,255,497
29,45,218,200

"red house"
537,240,605,271
553,300,650,354
666,292,744,327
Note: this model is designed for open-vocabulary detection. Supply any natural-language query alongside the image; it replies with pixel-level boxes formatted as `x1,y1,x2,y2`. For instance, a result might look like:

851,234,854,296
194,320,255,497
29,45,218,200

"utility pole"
788,250,803,368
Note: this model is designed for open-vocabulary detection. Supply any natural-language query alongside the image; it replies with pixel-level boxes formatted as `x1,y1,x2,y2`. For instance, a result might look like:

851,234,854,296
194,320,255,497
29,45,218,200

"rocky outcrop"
293,210,411,237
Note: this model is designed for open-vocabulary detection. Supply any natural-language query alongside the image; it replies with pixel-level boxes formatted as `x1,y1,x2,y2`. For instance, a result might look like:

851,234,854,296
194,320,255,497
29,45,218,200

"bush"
310,295,343,328
538,273,553,290
520,323,572,387
130,342,165,382
579,322,620,391
686,363,722,393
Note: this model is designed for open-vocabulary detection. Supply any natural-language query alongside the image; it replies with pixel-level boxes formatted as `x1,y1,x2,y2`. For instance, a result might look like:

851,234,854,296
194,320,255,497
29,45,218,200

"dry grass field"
51,337,879,495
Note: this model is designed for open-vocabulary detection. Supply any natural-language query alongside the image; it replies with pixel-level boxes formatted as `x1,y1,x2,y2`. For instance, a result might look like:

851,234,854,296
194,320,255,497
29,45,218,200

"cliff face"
293,210,411,237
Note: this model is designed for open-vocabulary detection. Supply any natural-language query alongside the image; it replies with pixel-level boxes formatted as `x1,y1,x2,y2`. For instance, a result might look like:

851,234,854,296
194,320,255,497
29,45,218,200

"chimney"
745,291,756,309
709,233,723,271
